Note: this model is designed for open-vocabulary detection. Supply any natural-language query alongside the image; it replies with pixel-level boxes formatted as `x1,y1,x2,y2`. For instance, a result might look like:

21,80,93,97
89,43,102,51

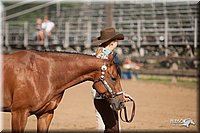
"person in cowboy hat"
93,27,124,59
91,27,133,133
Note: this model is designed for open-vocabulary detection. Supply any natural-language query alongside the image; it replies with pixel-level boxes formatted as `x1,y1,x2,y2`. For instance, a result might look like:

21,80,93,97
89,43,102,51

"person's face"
44,18,48,22
111,40,118,49
106,40,118,51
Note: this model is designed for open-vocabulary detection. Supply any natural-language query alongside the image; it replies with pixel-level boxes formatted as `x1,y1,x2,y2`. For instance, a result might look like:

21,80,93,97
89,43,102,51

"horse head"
93,54,125,111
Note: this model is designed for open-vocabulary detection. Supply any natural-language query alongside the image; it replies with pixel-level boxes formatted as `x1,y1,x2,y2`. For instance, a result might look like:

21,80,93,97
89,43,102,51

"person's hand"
123,93,133,102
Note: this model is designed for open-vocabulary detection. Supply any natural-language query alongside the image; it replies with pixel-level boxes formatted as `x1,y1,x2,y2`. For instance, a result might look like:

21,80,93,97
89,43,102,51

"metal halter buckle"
101,64,107,71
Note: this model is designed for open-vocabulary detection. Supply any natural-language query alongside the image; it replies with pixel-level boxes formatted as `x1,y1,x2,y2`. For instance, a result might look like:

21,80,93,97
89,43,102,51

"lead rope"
120,97,135,123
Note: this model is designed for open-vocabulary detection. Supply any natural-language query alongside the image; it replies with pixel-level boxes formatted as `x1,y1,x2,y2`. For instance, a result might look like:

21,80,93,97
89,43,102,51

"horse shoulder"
35,92,64,115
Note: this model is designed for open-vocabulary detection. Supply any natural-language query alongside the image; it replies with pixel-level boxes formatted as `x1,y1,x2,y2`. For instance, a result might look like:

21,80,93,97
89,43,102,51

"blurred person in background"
122,59,143,80
35,18,44,42
92,27,133,133
41,16,55,40
122,59,133,79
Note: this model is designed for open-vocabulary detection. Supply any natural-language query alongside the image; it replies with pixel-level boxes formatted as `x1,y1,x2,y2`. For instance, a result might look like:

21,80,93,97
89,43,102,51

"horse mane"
33,50,121,75
34,49,95,57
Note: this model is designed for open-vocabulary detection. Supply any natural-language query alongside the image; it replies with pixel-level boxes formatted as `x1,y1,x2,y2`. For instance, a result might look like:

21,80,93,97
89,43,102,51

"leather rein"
120,97,135,123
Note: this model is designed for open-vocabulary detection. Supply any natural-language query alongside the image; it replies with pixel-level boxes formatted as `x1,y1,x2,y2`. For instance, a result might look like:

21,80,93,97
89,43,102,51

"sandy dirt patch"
2,79,198,132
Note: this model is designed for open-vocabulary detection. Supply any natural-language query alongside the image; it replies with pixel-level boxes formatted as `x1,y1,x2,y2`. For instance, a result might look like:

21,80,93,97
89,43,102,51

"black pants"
94,99,119,133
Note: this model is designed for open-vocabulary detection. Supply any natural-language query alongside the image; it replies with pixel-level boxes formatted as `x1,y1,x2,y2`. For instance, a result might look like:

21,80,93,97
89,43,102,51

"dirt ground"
1,79,198,132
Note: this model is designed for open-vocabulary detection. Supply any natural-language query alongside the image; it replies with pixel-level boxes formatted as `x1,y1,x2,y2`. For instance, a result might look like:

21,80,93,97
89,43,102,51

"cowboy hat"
93,27,124,46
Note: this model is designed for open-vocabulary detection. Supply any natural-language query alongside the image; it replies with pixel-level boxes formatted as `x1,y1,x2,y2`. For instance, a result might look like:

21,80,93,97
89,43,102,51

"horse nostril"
120,102,125,108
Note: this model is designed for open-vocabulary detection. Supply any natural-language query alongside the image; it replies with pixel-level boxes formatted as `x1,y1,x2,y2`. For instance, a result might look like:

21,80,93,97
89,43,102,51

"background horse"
2,50,125,132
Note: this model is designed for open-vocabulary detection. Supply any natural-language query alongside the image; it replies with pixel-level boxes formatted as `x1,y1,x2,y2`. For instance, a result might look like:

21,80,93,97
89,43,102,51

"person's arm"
113,54,122,66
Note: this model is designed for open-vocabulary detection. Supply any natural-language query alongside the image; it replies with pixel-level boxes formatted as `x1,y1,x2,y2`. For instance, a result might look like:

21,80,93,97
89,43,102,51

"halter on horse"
93,62,126,110
93,58,135,122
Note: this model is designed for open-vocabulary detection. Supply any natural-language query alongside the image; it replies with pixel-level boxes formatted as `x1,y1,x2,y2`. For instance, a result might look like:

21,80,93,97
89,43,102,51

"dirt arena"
2,78,198,132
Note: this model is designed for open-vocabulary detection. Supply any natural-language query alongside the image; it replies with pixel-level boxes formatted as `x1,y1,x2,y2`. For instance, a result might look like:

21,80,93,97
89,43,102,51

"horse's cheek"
93,83,105,94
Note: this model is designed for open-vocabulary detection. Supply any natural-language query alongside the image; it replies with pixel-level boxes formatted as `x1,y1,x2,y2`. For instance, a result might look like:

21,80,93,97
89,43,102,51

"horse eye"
112,77,117,81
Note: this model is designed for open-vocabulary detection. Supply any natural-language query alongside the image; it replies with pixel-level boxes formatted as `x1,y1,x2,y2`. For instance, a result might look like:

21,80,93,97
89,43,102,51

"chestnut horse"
2,50,125,132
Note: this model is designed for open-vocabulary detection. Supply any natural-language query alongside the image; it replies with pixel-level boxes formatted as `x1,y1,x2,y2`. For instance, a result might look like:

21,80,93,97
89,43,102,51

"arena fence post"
5,22,9,47
164,18,168,57
63,22,69,49
84,21,91,49
194,17,197,49
137,19,141,48
24,21,28,48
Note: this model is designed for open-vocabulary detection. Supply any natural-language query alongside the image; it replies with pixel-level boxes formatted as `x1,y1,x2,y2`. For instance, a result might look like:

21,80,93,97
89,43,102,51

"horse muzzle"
109,97,125,111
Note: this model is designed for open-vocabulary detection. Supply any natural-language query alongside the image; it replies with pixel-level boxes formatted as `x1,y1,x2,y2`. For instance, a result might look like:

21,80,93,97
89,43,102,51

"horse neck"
48,53,103,93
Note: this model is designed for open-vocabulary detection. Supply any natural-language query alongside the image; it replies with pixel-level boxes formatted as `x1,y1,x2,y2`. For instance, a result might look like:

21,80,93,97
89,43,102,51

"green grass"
138,76,171,82
138,75,198,90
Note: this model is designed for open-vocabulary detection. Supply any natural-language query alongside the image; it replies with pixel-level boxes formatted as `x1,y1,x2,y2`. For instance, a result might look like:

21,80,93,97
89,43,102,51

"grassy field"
137,75,198,90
